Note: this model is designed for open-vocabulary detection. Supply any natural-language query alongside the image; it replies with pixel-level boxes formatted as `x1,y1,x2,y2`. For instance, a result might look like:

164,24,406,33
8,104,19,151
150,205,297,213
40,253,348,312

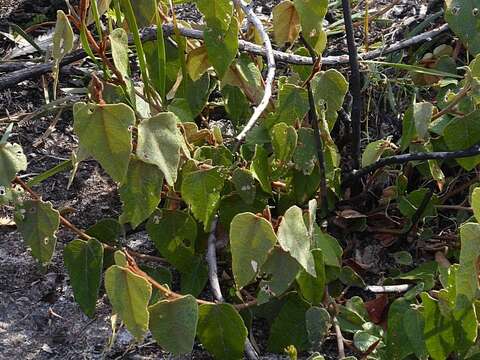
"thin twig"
234,0,276,143
342,145,480,186
206,216,224,302
0,22,449,89
342,0,362,170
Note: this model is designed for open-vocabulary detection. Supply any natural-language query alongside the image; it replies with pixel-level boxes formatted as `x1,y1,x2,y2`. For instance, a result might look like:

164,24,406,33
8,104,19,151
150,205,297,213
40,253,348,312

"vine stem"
205,215,260,359
13,176,257,311
342,145,480,186
342,0,362,170
233,0,276,143
14,176,168,265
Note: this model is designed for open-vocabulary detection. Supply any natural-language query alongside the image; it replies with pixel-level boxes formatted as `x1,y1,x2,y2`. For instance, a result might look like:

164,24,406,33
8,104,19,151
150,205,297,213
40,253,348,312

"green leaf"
120,0,150,89
64,238,104,317
52,10,74,60
257,247,300,304
273,1,301,45
456,222,480,301
221,85,251,126
305,306,330,349
393,251,413,266
278,205,316,276
445,0,480,55
196,0,233,33
109,28,130,78
421,292,454,360
339,266,366,288
130,0,156,27
73,102,134,183
267,293,310,352
180,257,209,297
311,69,348,129
52,10,74,96
250,145,272,194
444,110,480,170
222,54,264,105
354,331,380,353
119,158,164,229
312,226,342,268
104,265,152,340
398,188,437,221
149,295,198,355
141,264,172,304
472,187,480,222
0,142,27,186
86,218,122,246
453,294,477,353
204,17,239,78
15,200,60,264
293,0,328,53
386,298,414,359
186,45,210,81
413,102,434,140
181,167,225,231
230,212,278,288
197,303,247,360
268,84,309,127
271,122,298,163
293,128,317,175
361,139,394,167
403,307,428,359
194,145,233,166
219,193,268,231
136,112,181,186
231,168,256,204
296,249,325,305
146,209,197,272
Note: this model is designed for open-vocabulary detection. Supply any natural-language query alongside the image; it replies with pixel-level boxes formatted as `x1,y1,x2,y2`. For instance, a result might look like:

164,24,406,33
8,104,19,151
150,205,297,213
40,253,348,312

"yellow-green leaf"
149,295,198,355
230,212,278,288
105,265,152,340
136,112,181,186
181,167,225,231
0,142,27,186
197,303,247,359
15,199,60,264
73,102,134,183
119,158,164,229
64,238,104,317
273,1,301,45
277,205,316,276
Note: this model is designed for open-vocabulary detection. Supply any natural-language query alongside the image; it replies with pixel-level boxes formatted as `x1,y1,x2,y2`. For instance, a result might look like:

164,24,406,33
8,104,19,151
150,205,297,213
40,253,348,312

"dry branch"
0,23,449,90
342,144,480,186
233,0,276,142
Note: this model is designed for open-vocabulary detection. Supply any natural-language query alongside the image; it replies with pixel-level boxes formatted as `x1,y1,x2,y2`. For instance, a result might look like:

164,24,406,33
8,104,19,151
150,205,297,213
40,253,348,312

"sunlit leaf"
230,212,277,288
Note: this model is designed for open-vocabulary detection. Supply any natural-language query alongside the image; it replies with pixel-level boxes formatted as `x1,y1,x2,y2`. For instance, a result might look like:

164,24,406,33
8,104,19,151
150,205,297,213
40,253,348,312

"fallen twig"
0,23,450,90
333,316,346,359
342,145,480,186
234,0,276,143
365,284,411,293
